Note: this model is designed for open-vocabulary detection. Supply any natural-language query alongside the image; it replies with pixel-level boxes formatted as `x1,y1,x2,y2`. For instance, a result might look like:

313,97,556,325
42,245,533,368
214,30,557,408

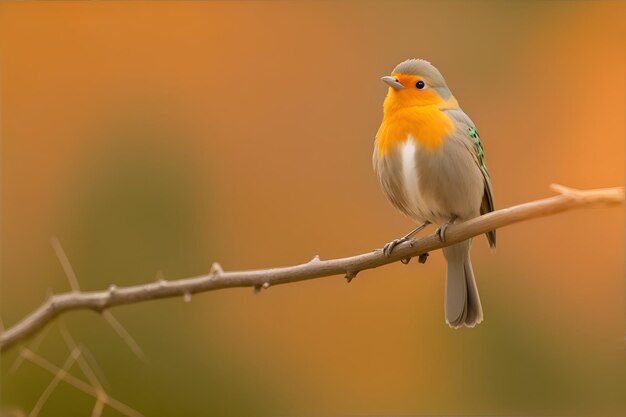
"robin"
373,58,495,328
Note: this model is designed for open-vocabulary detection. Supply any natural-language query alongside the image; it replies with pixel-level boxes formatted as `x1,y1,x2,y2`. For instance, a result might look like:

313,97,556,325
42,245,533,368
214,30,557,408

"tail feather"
442,240,483,328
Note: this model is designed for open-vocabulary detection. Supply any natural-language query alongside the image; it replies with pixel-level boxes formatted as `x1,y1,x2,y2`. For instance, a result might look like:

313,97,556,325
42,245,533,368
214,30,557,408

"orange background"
1,1,624,416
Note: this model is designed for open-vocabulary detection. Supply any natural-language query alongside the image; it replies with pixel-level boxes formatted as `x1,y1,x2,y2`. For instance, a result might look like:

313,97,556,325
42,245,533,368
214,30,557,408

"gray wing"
445,109,496,248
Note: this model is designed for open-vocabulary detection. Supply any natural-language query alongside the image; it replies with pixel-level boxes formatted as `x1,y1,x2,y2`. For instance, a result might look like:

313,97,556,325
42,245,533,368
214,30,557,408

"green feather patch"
468,127,489,177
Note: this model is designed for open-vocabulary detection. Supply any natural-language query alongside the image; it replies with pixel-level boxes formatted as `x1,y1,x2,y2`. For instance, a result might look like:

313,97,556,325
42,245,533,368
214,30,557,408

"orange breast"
376,105,454,156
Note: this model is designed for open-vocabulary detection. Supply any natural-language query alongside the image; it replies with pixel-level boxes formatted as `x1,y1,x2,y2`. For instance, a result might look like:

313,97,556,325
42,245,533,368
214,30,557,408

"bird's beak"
381,76,405,90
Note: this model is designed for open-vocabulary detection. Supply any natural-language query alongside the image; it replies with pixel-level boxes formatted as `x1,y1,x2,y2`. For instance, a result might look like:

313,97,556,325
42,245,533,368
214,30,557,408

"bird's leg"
435,215,458,242
383,221,430,257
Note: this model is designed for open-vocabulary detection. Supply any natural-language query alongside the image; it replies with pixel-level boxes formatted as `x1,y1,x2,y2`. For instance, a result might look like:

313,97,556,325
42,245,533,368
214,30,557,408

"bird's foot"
383,237,409,257
401,252,429,264
382,221,430,257
418,253,429,264
435,216,458,243
435,224,450,242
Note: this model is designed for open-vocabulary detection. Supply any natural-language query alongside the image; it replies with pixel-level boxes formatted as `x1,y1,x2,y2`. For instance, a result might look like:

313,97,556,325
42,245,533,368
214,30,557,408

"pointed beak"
381,76,405,90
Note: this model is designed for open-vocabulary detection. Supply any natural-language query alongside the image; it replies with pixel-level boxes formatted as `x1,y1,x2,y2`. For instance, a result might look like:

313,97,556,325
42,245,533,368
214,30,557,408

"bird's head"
381,59,454,110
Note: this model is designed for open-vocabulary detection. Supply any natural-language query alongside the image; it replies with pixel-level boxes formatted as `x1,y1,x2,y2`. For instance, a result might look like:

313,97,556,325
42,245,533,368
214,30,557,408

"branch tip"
550,183,625,203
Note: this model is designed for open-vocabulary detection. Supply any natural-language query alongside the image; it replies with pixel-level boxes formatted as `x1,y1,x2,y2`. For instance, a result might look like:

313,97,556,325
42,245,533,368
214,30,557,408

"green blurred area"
1,1,624,416
2,127,280,416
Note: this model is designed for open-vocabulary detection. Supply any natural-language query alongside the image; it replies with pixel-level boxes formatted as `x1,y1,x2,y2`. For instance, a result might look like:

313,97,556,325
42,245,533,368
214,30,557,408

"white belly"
399,137,434,221
374,133,484,225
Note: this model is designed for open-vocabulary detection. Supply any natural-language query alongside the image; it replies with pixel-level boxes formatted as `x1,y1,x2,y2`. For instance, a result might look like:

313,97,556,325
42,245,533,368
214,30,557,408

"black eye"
416,80,425,89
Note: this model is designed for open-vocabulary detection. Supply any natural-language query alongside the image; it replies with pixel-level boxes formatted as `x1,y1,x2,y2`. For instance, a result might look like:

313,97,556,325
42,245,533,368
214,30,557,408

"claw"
382,221,430,257
435,216,457,243
418,253,429,264
383,237,407,257
436,224,450,242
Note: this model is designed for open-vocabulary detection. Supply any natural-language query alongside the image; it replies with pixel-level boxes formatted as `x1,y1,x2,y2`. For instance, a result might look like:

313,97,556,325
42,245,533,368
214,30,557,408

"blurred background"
1,1,624,416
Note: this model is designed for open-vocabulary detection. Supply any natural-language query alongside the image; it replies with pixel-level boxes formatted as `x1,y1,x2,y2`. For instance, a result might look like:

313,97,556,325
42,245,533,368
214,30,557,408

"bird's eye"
416,80,425,89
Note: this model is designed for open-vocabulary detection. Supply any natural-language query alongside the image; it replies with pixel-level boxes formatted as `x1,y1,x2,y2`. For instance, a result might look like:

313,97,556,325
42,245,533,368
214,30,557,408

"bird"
373,58,495,328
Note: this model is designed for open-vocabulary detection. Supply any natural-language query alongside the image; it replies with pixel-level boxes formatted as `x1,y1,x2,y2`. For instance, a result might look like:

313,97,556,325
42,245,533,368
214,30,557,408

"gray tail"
442,239,483,328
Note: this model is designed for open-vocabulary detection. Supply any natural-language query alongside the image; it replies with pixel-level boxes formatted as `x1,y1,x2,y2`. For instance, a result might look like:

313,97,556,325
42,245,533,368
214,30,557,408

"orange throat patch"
376,104,455,156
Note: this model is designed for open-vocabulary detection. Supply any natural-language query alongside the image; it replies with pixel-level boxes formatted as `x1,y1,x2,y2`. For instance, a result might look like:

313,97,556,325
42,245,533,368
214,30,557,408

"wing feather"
445,109,496,248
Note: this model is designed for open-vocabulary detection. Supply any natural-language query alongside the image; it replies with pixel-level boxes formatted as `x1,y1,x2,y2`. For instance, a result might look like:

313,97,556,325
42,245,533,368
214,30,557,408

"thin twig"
59,323,110,417
53,235,146,360
59,322,105,392
28,347,79,417
1,184,622,352
91,398,106,417
21,348,144,417
50,236,80,292
101,311,146,361
8,325,51,376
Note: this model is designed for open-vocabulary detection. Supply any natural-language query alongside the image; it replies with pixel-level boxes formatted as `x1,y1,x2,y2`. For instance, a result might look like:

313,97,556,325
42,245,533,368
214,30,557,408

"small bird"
373,58,495,328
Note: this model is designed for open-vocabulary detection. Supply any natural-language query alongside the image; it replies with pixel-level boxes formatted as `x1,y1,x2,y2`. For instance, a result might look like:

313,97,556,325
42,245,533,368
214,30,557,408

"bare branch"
1,184,622,352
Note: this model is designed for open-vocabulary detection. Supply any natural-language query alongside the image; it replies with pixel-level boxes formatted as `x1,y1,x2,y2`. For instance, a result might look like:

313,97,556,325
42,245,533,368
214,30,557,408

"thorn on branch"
253,282,270,294
108,285,118,294
309,255,321,263
400,258,411,264
210,262,223,276
344,271,358,283
183,291,191,303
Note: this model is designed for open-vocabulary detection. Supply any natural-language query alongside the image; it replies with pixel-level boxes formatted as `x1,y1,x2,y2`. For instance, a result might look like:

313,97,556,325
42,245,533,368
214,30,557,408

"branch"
1,184,622,352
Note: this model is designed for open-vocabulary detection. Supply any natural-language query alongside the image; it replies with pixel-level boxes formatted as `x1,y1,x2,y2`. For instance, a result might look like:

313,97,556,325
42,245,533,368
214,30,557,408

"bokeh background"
1,1,624,416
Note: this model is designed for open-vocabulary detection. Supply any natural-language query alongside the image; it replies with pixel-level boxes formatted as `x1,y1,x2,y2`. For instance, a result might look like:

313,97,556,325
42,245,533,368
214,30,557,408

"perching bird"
373,58,495,328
